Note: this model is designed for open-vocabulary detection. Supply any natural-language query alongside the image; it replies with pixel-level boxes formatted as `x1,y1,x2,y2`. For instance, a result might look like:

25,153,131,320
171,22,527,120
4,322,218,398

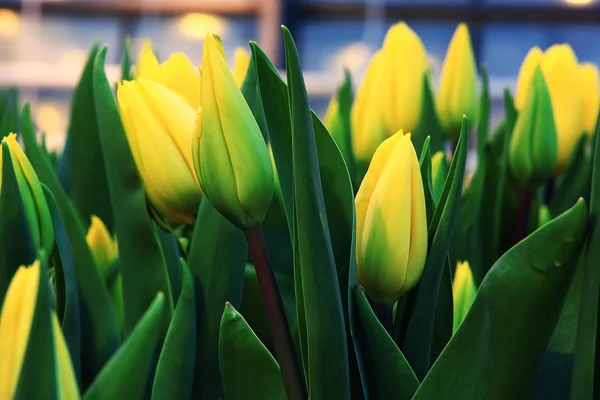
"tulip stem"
514,190,533,245
244,226,306,400
372,301,394,336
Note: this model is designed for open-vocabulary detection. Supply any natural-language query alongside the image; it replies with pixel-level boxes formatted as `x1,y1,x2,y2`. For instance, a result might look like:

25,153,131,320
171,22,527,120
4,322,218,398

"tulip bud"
351,51,386,168
514,47,543,110
381,22,430,136
135,39,159,79
355,131,428,304
538,205,552,228
431,151,448,203
52,312,79,398
452,260,476,333
117,79,202,226
437,23,479,139
1,134,54,254
86,215,118,275
232,47,251,87
581,63,599,136
153,53,201,110
193,33,274,229
325,93,353,169
509,66,558,189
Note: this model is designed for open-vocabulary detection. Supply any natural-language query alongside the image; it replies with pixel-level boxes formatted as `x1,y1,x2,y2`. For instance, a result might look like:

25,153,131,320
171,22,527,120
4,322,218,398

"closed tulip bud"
351,51,386,168
86,215,118,275
51,313,79,399
153,53,201,110
580,63,599,136
193,33,274,229
355,131,428,304
325,94,353,168
538,205,552,228
117,79,202,226
232,47,251,87
452,261,476,333
431,151,448,203
135,39,159,79
509,66,558,189
515,44,584,171
437,23,479,139
381,22,430,136
1,134,53,254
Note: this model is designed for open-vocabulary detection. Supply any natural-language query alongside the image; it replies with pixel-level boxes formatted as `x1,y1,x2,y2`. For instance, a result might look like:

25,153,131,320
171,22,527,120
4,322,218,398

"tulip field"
0,20,599,400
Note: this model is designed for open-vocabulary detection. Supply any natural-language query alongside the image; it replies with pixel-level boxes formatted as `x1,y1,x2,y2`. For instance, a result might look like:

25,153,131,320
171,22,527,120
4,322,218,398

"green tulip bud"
193,33,274,229
509,65,558,189
1,134,53,254
431,151,449,204
452,260,476,333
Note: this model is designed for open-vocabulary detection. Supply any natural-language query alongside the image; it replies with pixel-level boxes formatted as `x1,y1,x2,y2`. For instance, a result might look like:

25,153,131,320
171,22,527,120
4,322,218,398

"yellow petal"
232,47,250,87
136,40,159,79
52,313,79,399
515,47,543,110
0,261,40,399
154,53,202,110
580,63,599,135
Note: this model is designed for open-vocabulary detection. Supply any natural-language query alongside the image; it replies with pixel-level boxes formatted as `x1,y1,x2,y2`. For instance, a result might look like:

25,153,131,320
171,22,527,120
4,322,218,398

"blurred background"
1,0,600,151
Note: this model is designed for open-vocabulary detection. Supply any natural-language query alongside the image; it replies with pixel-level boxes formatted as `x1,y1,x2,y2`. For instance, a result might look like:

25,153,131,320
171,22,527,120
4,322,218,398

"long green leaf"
60,44,113,233
419,137,436,224
403,117,469,379
152,260,196,400
413,75,445,155
354,286,418,399
84,293,166,400
551,136,591,217
92,47,173,335
219,303,287,400
478,64,490,160
21,103,120,386
415,199,588,399
189,199,247,399
283,26,350,398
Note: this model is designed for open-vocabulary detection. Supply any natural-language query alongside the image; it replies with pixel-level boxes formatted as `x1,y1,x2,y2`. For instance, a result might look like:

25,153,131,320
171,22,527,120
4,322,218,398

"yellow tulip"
153,53,201,110
86,215,118,275
351,50,386,167
193,33,274,229
356,131,428,304
381,22,430,136
232,47,251,87
52,313,79,399
515,44,584,171
0,262,40,398
117,79,202,226
581,63,599,135
452,261,476,333
437,23,479,139
1,133,54,254
135,40,159,79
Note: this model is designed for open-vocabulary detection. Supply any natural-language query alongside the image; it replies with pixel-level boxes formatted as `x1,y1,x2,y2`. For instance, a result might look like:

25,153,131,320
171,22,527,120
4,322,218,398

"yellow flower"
135,40,159,79
452,261,476,333
581,63,599,135
351,50,386,167
86,215,118,275
153,53,202,110
52,313,79,399
436,23,479,139
1,133,54,254
356,131,428,304
232,47,251,87
515,44,584,171
193,33,274,229
0,262,40,398
381,22,430,136
117,79,202,226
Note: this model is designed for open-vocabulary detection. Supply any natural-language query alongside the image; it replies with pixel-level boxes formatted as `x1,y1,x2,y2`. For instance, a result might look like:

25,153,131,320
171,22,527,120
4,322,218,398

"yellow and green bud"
437,23,479,139
232,47,251,87
581,63,599,136
193,33,274,230
452,260,476,333
381,22,430,136
509,66,558,189
1,134,53,254
355,131,428,304
538,205,552,228
117,79,202,226
431,151,448,204
351,50,386,168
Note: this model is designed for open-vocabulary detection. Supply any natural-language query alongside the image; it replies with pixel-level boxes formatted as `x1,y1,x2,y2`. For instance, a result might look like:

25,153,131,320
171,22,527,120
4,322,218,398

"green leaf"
403,117,469,379
413,74,445,155
84,293,166,400
328,69,355,185
43,185,81,382
15,257,57,399
21,103,120,386
92,46,173,335
431,258,453,363
478,64,491,160
152,260,196,400
418,136,436,224
121,37,132,81
572,130,600,400
0,141,36,301
282,26,350,398
59,44,114,234
219,303,287,400
157,228,182,304
414,199,588,399
188,199,247,399
241,48,269,142
354,286,419,399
